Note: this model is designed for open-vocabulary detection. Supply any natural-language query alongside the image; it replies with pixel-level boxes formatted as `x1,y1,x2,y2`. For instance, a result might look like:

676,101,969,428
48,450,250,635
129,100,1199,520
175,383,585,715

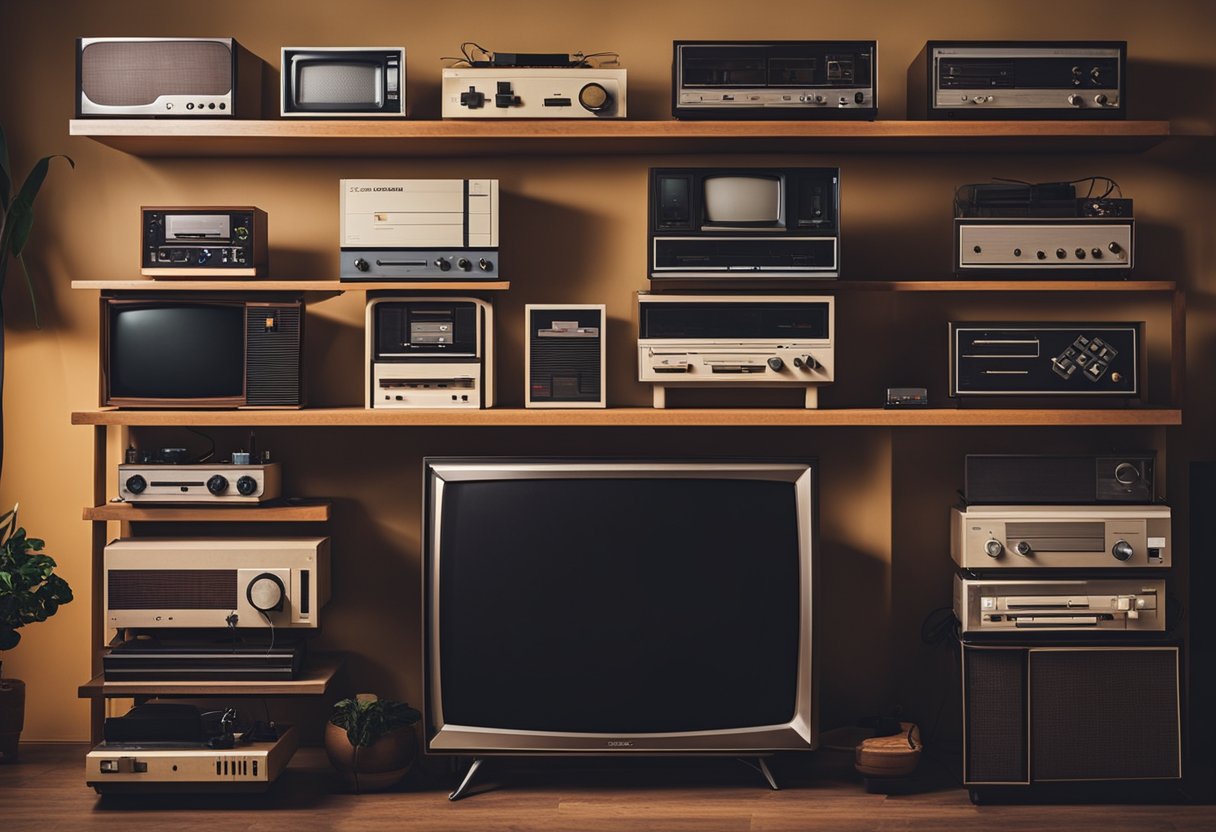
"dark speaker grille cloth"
82,41,232,106
1031,648,1180,780
108,569,237,609
965,647,1028,783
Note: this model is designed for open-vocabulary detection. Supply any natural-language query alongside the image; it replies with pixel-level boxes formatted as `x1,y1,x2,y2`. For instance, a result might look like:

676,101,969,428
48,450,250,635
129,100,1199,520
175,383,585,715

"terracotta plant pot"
324,721,416,792
0,677,25,764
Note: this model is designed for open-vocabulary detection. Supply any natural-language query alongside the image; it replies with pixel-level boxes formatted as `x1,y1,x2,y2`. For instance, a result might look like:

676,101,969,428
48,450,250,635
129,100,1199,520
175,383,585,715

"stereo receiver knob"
247,573,285,613
206,475,229,496
1114,462,1142,485
1112,540,1135,561
434,258,452,271
578,83,612,112
457,258,472,271
1075,248,1086,259
1015,541,1033,557
984,539,1004,558
767,357,785,371
1092,248,1103,258
1056,248,1067,259
1094,94,1109,106
236,475,258,497
478,258,494,272
1068,94,1083,106
793,355,821,370
1037,250,1047,260
1108,241,1122,254
353,257,370,272
125,475,147,495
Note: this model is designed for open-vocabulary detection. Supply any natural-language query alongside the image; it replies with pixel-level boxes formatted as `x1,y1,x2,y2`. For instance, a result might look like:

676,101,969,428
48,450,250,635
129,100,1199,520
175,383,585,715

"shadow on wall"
1130,59,1216,132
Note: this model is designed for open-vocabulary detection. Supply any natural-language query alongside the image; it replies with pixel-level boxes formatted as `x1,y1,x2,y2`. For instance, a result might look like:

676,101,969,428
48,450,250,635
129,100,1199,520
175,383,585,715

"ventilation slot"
109,569,237,610
247,304,303,406
529,337,601,402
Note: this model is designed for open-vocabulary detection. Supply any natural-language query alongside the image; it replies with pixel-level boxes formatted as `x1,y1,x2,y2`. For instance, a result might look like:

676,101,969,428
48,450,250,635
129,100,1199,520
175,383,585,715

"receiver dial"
1114,462,1142,486
206,475,229,496
984,539,1004,558
247,573,285,613
236,475,258,497
125,475,147,495
578,83,612,113
1112,540,1135,561
1015,541,1033,557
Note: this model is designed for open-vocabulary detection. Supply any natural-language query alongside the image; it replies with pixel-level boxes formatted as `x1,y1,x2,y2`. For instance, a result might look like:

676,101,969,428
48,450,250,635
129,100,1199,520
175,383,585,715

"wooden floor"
3,743,1215,831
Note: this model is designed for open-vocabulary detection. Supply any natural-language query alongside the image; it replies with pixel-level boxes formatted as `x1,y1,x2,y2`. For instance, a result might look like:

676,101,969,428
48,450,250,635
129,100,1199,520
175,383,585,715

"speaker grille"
964,646,1028,783
528,310,602,403
81,41,232,106
109,570,237,609
246,304,303,406
1030,648,1180,781
298,63,379,105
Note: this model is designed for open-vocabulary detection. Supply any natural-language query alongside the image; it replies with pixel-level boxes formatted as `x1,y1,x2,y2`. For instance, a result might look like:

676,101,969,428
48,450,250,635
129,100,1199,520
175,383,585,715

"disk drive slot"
1001,596,1090,608
379,378,475,389
1011,615,1104,626
149,480,207,487
964,339,1039,358
709,363,766,373
376,259,428,266
1007,521,1104,551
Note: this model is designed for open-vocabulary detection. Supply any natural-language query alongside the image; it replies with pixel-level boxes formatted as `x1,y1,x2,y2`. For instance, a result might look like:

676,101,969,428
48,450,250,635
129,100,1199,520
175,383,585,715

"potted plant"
0,504,73,762
325,693,422,792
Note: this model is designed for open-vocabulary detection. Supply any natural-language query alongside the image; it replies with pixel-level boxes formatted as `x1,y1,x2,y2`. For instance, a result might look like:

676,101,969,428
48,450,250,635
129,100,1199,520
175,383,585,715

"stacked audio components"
952,453,1181,800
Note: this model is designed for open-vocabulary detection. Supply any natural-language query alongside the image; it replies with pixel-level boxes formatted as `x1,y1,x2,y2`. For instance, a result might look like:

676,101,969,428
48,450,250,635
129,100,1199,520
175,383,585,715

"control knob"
767,357,785,371
1068,94,1083,106
434,258,452,271
1114,462,1142,485
236,475,258,497
246,573,285,613
1075,248,1086,259
578,83,612,113
206,475,228,496
1108,241,1122,254
1112,540,1135,562
125,474,147,495
1094,94,1110,106
478,258,494,272
1056,248,1067,259
792,355,821,370
353,257,370,272
457,258,472,271
984,539,1004,558
1015,541,1033,557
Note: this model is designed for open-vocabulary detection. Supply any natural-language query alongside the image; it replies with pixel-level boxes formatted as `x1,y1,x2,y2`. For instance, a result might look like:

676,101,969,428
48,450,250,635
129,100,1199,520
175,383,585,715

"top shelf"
68,119,1173,158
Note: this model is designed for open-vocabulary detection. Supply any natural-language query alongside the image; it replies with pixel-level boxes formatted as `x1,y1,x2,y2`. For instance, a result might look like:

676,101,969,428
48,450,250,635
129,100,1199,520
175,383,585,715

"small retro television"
281,47,406,117
101,296,304,408
648,167,840,280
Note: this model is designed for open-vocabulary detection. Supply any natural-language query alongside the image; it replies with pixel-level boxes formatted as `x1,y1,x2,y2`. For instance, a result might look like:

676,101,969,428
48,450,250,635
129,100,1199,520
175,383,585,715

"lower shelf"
82,499,332,522
70,407,1183,427
77,654,345,698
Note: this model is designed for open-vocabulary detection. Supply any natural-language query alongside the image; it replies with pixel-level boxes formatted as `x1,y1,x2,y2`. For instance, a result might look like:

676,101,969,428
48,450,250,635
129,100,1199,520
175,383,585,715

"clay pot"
324,721,416,792
0,677,25,764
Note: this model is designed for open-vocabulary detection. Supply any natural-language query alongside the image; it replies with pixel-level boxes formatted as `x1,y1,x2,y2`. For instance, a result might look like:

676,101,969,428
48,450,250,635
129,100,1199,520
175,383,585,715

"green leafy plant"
0,504,73,652
329,695,421,748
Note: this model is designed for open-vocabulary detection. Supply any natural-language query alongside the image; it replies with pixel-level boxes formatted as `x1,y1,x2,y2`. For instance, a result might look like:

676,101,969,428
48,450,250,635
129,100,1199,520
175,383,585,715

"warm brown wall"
1,0,1213,743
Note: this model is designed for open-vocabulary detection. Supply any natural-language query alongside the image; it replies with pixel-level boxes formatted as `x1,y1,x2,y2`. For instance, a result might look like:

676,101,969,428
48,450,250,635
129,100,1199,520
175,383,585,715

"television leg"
653,385,667,408
804,386,818,409
448,757,485,801
737,756,780,790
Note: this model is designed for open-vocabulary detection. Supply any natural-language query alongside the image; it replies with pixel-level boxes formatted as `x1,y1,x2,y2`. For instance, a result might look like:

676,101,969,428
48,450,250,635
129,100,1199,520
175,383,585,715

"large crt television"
424,458,817,754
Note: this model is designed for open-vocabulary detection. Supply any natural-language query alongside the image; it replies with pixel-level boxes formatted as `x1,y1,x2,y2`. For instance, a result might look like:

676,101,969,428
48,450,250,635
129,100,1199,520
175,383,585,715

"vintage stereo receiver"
525,305,606,408
637,293,834,409
954,575,1165,635
672,40,876,120
281,47,406,117
950,505,1171,570
366,297,494,409
87,725,299,794
104,537,330,629
443,67,626,118
119,462,281,504
102,296,305,409
340,179,499,280
949,323,1140,399
965,453,1155,505
77,37,263,118
962,643,1180,791
649,167,840,280
956,218,1133,274
141,207,268,278
909,41,1126,119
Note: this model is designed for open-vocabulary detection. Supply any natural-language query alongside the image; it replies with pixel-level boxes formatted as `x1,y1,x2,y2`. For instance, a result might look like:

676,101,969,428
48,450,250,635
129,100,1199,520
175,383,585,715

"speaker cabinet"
963,642,1181,785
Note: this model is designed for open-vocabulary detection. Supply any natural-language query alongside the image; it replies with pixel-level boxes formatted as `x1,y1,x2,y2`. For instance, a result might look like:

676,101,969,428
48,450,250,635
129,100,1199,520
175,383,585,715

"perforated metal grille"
81,41,232,105
246,305,303,406
964,646,1028,783
1030,648,1180,781
298,64,380,105
108,570,237,609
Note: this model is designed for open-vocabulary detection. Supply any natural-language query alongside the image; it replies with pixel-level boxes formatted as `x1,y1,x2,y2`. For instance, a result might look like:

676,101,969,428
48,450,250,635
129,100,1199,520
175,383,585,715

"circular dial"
578,83,612,113
246,573,285,612
1112,540,1135,561
206,475,229,496
767,357,785,371
236,475,258,497
1114,462,1142,486
1015,541,1033,557
434,258,452,271
354,257,370,272
125,474,148,495
984,539,1003,558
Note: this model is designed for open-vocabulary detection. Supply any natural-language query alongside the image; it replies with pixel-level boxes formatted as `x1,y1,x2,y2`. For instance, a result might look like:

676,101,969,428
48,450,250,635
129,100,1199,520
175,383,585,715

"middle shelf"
71,407,1183,428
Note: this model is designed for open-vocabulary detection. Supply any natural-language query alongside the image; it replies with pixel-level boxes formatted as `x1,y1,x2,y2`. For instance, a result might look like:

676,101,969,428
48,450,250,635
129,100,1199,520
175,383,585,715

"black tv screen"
109,304,245,399
426,460,816,753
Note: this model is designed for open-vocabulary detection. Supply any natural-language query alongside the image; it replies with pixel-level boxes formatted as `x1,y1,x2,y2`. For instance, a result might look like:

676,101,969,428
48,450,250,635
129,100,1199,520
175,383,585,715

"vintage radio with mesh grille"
101,296,305,408
103,537,330,629
525,305,606,408
76,37,263,118
962,642,1181,793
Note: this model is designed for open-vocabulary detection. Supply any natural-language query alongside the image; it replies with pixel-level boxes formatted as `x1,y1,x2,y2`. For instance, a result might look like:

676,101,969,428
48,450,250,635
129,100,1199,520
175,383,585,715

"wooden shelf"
82,499,331,522
70,407,1182,428
77,654,344,698
838,280,1177,293
69,119,1172,157
71,279,509,293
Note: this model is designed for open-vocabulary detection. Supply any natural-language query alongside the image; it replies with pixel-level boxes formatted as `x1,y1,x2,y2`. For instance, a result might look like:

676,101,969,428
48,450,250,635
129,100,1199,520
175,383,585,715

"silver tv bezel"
424,459,817,754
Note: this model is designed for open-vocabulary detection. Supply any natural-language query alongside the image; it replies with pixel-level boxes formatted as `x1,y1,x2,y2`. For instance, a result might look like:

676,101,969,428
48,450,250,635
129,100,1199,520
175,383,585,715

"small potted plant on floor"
0,504,73,762
325,693,422,792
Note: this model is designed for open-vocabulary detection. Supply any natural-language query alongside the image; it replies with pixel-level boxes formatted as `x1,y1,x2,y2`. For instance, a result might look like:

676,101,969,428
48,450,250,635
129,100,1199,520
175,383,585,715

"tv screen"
109,304,245,399
703,176,782,225
425,460,815,753
295,61,382,107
